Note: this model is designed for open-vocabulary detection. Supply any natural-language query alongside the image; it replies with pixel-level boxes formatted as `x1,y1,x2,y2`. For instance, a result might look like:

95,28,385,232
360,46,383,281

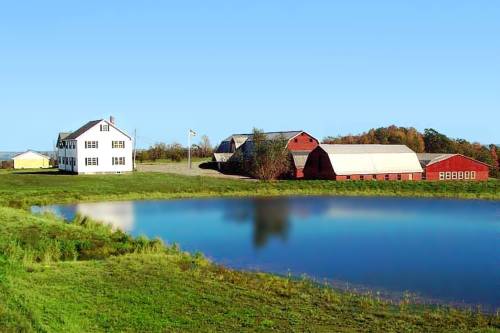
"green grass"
0,169,498,209
0,169,499,332
0,207,498,332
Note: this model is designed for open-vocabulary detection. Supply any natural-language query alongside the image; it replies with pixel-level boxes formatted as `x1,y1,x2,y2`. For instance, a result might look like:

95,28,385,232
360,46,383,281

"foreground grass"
0,207,498,332
0,169,498,331
0,169,498,208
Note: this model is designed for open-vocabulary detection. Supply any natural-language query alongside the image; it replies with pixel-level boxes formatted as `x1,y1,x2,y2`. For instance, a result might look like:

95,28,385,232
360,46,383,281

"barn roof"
291,151,311,169
216,131,309,155
221,131,305,144
213,153,234,163
417,153,491,167
416,153,456,167
319,144,423,175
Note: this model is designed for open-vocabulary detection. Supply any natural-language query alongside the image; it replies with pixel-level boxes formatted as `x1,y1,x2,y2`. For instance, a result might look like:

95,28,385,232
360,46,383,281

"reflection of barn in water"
223,198,291,248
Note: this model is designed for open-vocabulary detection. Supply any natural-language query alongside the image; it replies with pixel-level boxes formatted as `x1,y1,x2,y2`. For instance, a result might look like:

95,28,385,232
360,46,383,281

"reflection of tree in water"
223,198,291,248
253,198,290,248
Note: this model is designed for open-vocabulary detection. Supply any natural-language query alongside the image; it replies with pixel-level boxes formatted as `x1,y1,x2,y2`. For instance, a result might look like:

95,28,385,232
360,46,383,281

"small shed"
417,153,490,181
12,150,51,169
304,144,423,181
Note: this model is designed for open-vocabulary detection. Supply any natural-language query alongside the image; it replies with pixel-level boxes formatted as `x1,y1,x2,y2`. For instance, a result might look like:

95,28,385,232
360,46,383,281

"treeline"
136,135,213,162
324,126,499,177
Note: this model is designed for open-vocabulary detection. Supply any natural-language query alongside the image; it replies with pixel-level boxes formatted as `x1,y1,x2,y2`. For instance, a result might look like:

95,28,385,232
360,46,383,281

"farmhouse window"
100,124,109,132
112,157,126,165
112,141,125,149
85,141,98,149
85,157,98,166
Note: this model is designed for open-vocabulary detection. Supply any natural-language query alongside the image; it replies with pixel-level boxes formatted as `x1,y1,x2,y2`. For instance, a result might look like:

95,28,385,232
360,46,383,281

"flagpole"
188,130,191,169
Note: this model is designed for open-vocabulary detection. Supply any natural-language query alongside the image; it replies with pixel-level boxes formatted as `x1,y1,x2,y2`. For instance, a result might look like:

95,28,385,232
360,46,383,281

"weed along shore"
0,170,499,332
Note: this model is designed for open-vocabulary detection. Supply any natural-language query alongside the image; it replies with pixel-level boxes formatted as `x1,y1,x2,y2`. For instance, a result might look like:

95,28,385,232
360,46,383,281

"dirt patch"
137,162,251,180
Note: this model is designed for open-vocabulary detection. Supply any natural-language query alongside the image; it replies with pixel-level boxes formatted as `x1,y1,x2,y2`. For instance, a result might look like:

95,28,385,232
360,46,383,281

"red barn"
214,131,319,178
417,153,490,181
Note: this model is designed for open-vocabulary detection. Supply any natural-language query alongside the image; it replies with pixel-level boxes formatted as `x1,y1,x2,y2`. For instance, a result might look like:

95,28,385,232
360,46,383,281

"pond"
33,196,500,310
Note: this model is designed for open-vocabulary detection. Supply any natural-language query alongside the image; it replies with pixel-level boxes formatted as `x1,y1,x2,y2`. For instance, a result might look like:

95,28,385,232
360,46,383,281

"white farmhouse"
57,118,133,174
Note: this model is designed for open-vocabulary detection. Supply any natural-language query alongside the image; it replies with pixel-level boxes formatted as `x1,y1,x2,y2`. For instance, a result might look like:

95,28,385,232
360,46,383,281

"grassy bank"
0,169,499,331
0,169,498,208
0,207,498,332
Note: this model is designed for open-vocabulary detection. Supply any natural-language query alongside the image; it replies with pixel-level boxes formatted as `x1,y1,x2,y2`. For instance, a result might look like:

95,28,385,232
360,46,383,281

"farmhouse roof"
62,119,132,141
318,144,423,175
65,120,103,140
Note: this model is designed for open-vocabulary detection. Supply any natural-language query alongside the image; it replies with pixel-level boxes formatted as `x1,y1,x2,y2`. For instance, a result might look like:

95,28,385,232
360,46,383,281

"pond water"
34,196,500,309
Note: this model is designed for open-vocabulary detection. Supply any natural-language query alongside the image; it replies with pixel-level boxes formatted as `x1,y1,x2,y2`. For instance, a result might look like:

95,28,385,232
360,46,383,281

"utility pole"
133,129,137,171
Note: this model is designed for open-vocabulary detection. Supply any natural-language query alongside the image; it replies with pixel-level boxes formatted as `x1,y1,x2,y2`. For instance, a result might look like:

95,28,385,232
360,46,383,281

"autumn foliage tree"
324,125,425,152
323,125,498,178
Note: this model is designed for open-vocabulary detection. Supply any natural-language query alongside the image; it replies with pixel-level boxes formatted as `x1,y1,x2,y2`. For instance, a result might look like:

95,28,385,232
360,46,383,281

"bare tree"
246,128,292,180
198,135,213,158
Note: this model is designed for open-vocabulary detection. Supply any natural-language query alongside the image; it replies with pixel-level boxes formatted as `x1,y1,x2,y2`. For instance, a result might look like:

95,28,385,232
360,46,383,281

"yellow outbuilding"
12,150,51,169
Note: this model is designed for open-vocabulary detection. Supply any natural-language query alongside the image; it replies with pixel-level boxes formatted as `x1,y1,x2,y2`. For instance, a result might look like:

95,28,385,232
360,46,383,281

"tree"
423,129,454,153
246,128,292,180
198,135,213,158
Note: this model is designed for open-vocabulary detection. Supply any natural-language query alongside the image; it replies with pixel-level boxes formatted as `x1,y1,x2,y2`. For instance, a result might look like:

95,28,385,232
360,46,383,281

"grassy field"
0,169,498,208
0,169,499,332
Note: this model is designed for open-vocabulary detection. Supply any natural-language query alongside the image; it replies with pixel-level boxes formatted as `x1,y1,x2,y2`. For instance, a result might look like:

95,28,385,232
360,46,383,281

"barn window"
458,172,464,180
445,172,451,180
471,171,476,179
452,172,457,180
360,175,364,180
346,176,351,180
397,174,402,180
309,138,313,143
465,171,470,179
439,172,445,180
294,138,298,143
385,174,389,180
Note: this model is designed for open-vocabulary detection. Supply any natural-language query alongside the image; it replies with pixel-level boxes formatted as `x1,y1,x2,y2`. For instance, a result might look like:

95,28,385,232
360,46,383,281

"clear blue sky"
1,1,498,151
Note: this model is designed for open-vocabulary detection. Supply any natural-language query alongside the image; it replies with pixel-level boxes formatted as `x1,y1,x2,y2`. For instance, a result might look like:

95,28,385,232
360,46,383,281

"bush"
246,129,293,180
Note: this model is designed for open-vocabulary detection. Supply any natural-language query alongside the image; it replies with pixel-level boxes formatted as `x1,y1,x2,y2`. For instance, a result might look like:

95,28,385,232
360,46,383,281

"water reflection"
253,198,290,247
33,197,500,309
63,202,135,232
